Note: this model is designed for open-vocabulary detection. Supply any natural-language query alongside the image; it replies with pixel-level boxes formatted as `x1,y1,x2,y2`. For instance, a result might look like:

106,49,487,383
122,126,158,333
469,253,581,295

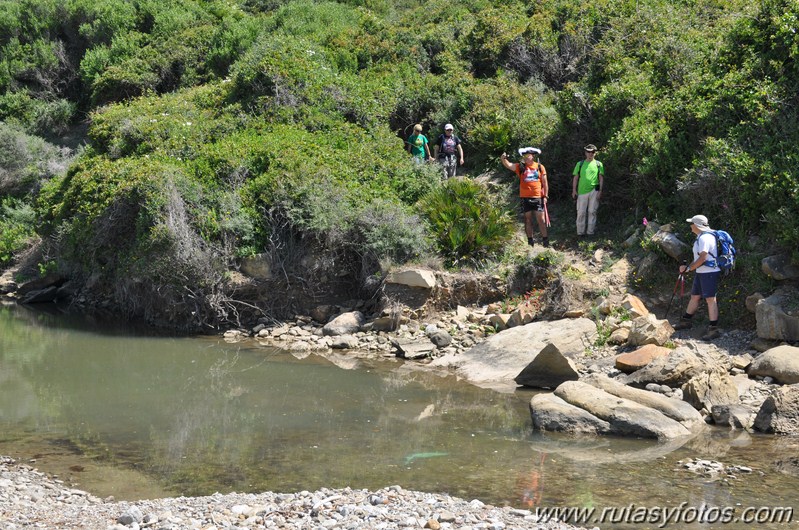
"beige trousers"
576,189,600,235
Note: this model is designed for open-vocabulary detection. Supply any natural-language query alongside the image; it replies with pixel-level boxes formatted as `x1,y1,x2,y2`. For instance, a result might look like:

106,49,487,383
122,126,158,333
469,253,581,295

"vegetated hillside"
1,0,797,330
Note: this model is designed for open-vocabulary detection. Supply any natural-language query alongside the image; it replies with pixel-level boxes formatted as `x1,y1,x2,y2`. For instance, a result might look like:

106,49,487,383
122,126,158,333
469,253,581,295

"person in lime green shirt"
571,144,605,236
407,124,433,163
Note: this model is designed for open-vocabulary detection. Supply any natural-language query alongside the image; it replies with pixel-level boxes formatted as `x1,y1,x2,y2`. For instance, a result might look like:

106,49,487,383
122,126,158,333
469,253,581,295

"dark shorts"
691,271,720,298
521,197,544,213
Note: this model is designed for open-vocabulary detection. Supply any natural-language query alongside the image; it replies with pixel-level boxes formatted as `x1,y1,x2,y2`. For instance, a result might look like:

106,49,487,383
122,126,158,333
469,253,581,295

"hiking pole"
543,200,551,227
665,260,687,319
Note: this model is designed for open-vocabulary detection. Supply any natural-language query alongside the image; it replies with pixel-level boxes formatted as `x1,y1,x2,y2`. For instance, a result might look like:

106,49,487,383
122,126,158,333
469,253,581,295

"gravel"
0,456,590,530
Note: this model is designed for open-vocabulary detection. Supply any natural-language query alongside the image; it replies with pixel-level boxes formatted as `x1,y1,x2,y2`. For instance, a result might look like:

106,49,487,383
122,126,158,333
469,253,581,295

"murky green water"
2,302,798,528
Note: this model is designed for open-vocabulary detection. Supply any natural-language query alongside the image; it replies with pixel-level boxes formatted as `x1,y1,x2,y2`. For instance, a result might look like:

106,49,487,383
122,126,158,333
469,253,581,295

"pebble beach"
0,456,589,530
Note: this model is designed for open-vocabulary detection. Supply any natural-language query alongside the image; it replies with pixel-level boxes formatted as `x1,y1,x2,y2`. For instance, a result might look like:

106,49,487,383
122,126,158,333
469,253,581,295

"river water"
1,302,798,528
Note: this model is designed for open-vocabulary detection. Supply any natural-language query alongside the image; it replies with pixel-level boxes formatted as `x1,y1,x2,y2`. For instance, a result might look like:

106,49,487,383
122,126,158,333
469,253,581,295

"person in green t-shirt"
407,124,433,163
571,144,605,236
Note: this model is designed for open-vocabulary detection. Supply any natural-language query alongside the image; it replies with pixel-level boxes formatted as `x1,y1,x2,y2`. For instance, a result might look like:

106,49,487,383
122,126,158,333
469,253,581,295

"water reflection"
1,303,798,529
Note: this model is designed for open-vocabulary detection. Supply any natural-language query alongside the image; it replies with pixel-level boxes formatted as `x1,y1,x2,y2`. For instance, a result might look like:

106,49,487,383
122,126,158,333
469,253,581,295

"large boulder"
514,343,580,389
621,294,649,318
755,288,799,341
382,269,438,310
628,314,674,346
747,345,799,384
682,372,739,411
385,269,436,289
426,328,452,348
651,229,690,261
622,346,705,387
761,254,799,281
529,393,611,434
392,338,437,359
754,385,799,435
615,344,671,373
581,374,704,430
429,318,596,391
322,311,365,336
623,343,731,387
553,380,693,439
711,404,758,430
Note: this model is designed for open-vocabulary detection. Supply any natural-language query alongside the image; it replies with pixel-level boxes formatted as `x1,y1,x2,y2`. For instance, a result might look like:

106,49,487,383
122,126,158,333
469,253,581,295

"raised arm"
500,153,516,171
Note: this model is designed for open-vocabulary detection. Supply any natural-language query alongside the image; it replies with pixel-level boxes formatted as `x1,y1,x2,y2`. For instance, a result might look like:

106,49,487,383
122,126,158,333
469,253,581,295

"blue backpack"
705,230,737,275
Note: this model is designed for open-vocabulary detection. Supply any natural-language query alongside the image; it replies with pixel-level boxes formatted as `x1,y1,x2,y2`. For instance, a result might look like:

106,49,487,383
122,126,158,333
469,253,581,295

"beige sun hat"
686,214,713,232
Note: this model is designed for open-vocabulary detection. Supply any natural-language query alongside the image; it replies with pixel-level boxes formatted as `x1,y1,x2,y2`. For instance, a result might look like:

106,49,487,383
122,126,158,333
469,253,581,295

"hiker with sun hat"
572,144,604,236
673,214,722,340
433,123,464,178
501,147,549,248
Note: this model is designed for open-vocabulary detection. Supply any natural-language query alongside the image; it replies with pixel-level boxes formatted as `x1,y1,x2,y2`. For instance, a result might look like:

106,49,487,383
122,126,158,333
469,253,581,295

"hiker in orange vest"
501,147,549,248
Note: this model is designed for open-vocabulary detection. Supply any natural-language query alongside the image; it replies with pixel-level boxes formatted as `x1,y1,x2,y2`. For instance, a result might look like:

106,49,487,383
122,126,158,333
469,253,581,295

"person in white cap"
433,123,464,178
500,147,549,248
571,144,604,236
673,214,721,340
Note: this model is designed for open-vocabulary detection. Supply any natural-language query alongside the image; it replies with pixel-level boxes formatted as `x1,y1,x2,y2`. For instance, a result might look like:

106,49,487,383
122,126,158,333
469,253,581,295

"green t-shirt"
573,159,605,195
408,134,428,158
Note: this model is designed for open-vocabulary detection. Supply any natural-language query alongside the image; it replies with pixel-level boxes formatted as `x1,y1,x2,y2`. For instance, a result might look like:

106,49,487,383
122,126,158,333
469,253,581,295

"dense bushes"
0,122,74,196
0,198,36,265
2,0,799,329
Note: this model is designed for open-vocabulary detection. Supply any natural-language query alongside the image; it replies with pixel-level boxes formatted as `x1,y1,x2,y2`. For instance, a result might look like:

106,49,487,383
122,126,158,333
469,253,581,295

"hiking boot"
527,237,534,247
701,326,720,341
673,318,693,330
542,237,549,248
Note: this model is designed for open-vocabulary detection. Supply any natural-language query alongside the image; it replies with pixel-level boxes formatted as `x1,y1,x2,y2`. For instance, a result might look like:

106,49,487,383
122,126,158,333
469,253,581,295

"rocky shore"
0,456,589,530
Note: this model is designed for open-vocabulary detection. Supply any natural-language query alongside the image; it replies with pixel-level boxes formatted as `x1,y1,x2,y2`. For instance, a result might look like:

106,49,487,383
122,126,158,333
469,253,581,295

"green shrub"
68,0,138,46
459,77,558,168
418,178,514,266
463,7,526,78
350,199,432,264
0,198,37,264
88,83,240,159
0,92,75,135
0,122,74,196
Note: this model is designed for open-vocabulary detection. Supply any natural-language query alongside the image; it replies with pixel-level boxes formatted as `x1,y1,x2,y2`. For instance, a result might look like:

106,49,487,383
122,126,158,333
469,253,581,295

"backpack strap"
698,231,719,266
518,162,543,177
700,231,718,258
